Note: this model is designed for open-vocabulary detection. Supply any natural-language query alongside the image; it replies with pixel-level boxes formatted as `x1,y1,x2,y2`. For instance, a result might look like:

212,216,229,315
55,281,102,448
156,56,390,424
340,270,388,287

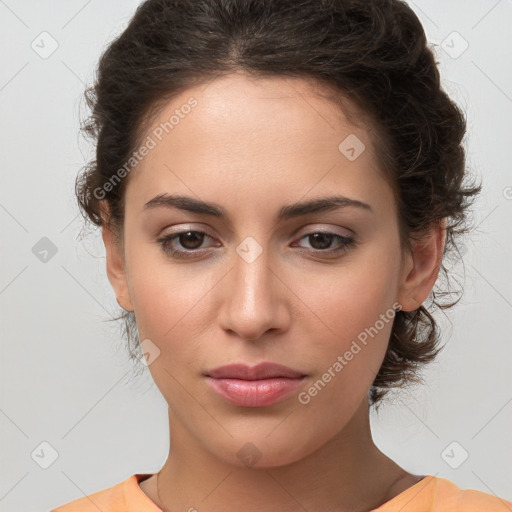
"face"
102,72,437,468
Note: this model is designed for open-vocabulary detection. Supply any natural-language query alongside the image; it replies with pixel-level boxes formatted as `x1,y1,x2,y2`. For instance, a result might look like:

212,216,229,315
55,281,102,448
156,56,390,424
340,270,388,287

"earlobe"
99,200,134,312
397,218,447,312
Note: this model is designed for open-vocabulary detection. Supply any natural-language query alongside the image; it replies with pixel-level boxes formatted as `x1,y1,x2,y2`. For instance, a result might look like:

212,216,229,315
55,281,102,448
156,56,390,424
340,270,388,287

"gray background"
0,1,511,510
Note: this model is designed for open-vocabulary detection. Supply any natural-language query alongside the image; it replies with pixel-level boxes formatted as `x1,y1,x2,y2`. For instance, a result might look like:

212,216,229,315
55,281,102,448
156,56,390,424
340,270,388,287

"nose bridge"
236,242,272,309
220,236,284,340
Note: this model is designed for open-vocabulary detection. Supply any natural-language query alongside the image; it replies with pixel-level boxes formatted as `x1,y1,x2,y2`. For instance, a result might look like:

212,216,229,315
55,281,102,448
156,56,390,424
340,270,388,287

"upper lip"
204,362,306,380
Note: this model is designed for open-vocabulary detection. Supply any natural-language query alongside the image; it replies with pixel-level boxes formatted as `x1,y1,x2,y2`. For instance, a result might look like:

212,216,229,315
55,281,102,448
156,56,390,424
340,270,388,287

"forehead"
124,72,393,219
139,72,374,151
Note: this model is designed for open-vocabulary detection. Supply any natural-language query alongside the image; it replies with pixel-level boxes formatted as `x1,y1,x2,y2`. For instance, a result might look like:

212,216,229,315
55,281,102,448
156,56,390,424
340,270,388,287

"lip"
205,362,306,380
204,363,307,407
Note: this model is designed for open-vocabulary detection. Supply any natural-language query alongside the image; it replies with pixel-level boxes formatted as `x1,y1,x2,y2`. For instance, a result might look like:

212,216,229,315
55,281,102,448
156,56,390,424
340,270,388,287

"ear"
397,218,447,312
99,200,134,312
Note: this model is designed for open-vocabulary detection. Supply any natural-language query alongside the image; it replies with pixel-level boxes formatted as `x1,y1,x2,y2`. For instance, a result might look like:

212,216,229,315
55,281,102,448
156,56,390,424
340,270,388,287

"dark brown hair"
75,0,481,406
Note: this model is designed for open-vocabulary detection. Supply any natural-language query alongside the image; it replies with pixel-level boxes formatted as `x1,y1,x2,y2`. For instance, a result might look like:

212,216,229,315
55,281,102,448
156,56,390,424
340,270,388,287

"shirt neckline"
129,473,436,511
370,475,436,510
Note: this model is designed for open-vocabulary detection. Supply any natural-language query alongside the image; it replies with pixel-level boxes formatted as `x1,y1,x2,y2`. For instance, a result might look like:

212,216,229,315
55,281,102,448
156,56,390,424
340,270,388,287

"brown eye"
176,231,205,250
293,231,355,257
307,232,335,250
157,230,216,259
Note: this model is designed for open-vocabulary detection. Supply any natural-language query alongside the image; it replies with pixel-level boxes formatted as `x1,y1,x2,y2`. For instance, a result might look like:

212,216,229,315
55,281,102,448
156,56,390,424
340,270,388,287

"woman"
51,0,511,510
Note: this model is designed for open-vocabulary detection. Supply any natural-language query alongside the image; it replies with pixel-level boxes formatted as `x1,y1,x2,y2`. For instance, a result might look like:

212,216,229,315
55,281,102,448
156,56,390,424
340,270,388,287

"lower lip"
205,376,305,407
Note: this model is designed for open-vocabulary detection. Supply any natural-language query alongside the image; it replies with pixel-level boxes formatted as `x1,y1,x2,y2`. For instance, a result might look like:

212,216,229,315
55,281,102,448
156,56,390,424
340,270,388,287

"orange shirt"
50,473,512,511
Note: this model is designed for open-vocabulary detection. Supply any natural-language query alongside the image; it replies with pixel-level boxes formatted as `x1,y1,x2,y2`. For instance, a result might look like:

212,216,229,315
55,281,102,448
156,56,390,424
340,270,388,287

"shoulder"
431,477,512,511
49,474,158,512
49,477,128,512
49,480,125,512
377,475,512,512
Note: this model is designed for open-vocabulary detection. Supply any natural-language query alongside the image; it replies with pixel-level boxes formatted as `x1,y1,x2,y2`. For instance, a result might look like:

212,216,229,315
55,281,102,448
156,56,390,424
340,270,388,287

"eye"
292,231,355,256
157,230,218,259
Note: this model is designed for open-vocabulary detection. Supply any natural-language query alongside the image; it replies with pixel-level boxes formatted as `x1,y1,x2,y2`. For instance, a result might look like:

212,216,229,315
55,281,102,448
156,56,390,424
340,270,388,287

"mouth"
203,362,307,407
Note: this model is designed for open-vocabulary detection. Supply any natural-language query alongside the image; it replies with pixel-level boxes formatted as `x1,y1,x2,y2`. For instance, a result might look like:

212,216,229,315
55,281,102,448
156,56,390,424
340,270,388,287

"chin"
207,432,321,470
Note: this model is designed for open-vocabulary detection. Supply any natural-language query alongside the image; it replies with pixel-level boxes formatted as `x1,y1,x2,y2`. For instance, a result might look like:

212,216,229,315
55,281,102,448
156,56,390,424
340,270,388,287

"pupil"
181,231,203,249
310,233,332,250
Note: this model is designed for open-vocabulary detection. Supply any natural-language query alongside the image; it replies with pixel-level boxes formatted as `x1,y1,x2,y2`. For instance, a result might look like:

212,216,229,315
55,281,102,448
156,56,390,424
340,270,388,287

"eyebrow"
143,193,373,221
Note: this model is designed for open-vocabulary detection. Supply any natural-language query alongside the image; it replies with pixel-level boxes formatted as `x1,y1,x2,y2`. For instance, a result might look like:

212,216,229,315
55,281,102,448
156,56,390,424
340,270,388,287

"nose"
217,243,290,342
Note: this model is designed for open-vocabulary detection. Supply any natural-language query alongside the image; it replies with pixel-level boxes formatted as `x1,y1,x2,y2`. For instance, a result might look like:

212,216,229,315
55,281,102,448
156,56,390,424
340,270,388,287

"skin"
101,72,445,512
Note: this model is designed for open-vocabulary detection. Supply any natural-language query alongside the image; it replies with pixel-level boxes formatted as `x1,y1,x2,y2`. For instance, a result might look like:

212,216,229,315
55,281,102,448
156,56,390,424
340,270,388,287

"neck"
153,397,414,512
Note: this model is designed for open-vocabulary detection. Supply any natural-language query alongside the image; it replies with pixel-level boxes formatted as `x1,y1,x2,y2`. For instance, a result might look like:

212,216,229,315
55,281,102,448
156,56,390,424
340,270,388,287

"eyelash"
156,230,356,260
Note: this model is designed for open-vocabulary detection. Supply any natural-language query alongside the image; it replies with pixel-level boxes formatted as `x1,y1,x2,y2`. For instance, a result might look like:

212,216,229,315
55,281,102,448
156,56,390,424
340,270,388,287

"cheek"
126,265,212,403
294,247,401,344
293,269,396,430
125,229,203,321
130,270,208,340
286,247,400,400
